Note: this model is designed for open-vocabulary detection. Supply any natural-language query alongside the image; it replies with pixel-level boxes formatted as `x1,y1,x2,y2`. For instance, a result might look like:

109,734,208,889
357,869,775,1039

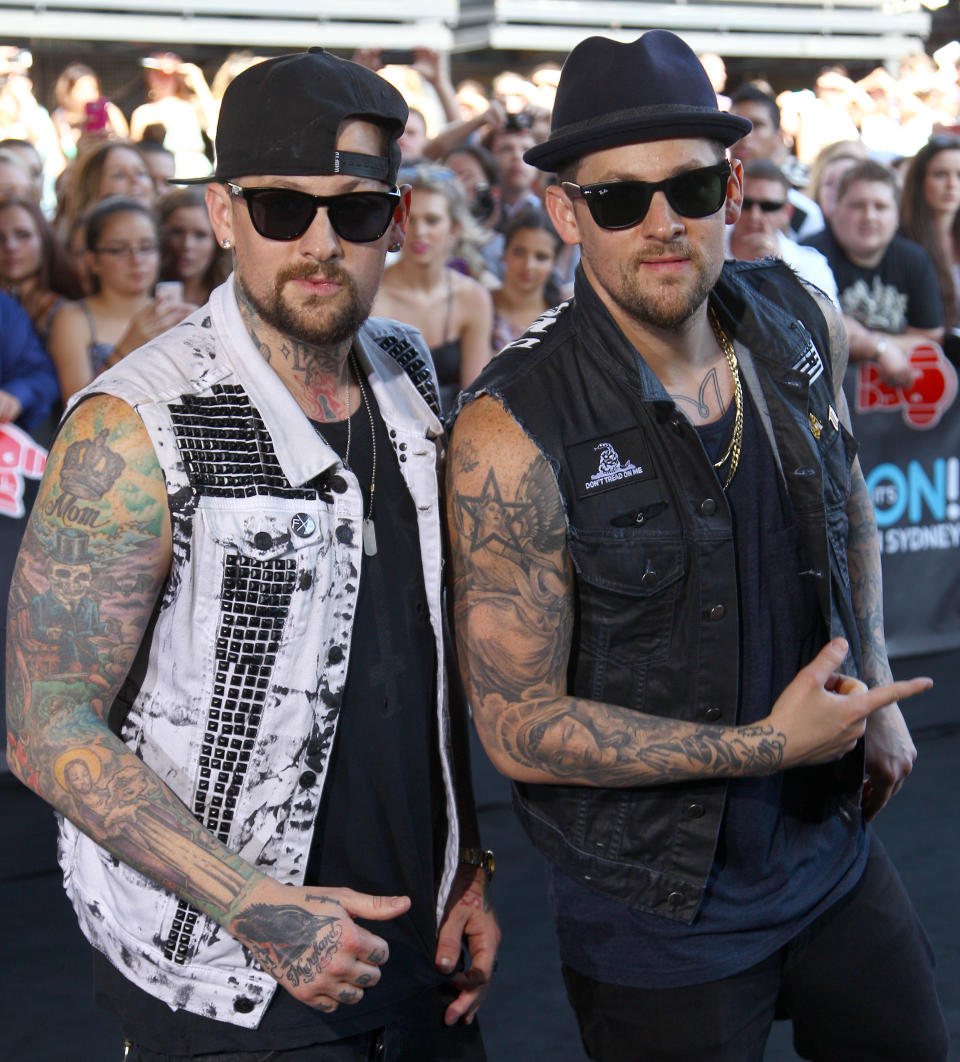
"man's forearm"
468,686,785,787
8,687,265,927
846,461,893,687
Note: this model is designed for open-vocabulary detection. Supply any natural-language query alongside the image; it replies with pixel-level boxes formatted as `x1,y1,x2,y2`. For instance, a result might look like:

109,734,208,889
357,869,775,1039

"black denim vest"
460,260,864,922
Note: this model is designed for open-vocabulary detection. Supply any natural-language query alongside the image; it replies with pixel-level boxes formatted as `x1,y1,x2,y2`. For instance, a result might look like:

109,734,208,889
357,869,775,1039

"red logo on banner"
855,342,959,429
0,423,47,518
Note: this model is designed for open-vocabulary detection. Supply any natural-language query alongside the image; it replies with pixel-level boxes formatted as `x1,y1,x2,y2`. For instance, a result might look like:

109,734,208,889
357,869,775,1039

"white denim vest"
57,277,458,1027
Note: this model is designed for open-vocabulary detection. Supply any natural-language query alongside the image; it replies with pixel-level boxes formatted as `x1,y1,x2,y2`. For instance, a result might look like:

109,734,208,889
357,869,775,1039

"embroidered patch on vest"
790,333,824,384
567,428,655,499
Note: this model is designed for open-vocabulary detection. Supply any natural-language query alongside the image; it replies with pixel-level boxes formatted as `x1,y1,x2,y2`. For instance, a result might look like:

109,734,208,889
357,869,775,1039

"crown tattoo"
60,430,124,500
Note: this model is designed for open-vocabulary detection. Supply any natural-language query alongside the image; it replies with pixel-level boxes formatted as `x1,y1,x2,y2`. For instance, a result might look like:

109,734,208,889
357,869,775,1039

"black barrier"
844,341,960,657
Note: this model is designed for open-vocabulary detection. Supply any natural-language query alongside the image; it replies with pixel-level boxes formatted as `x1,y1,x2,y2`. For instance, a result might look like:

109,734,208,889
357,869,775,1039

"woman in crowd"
0,196,83,347
900,135,960,330
806,139,869,226
57,139,154,239
158,185,230,305
50,62,128,160
374,166,493,411
47,196,192,401
491,207,564,351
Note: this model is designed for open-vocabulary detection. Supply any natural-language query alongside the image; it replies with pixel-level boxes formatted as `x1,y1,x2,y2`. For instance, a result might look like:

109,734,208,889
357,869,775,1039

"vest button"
683,801,705,819
640,570,658,588
253,532,273,550
329,475,348,494
667,890,684,907
233,997,255,1013
299,770,317,788
698,498,716,516
335,524,354,544
327,645,344,664
708,604,726,621
702,705,722,722
290,513,316,538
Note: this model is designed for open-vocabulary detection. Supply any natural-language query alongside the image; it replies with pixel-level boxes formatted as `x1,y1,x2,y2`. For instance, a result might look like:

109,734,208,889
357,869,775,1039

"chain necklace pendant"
362,517,378,556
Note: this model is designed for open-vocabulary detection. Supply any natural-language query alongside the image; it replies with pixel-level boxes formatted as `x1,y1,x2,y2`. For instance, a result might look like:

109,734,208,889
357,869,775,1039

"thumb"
338,889,411,922
804,638,849,687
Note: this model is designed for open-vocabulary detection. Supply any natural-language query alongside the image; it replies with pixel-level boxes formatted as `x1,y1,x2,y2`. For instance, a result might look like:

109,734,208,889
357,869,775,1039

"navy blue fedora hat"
525,30,752,172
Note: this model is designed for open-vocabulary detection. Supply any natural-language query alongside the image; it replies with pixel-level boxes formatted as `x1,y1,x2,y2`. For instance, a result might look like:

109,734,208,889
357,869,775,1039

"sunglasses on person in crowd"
741,197,788,213
561,160,731,230
227,183,402,243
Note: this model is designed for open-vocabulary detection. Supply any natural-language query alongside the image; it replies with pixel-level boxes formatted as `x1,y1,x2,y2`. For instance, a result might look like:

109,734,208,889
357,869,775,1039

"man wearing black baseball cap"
8,48,497,1059
448,30,946,1060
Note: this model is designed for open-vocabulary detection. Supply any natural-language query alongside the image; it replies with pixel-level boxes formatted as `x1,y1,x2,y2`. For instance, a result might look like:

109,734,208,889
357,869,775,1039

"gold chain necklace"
707,307,743,490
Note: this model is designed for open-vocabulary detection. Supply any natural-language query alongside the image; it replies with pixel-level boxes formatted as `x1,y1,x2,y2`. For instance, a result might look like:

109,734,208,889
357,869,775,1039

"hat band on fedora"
551,101,735,142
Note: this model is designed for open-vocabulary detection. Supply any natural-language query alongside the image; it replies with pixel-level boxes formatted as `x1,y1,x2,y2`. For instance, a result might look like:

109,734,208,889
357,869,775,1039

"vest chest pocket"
199,503,333,562
568,528,686,667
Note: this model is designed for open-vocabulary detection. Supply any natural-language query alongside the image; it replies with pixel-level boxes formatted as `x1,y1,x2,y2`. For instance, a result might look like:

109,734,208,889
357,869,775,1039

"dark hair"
0,196,83,299
445,143,501,187
84,195,158,253
900,136,960,328
501,207,564,305
730,84,780,131
836,158,898,203
53,62,101,108
742,158,790,189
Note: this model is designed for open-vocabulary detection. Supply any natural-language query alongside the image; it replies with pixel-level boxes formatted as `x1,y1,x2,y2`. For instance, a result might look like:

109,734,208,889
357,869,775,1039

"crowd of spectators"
2,38,960,431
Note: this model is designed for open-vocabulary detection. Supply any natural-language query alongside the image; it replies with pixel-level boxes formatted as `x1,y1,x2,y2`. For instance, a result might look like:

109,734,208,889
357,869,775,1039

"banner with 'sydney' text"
845,341,960,657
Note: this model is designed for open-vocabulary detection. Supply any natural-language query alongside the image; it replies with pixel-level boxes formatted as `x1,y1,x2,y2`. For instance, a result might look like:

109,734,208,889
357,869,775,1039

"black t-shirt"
96,386,445,1051
803,227,943,332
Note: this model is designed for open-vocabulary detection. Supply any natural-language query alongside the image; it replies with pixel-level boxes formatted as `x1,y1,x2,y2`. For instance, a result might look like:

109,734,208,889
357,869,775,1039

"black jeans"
562,839,948,1062
122,985,486,1062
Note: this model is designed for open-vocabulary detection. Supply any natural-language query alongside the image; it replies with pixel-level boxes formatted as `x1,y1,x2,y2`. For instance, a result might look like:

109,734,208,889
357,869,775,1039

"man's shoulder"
885,232,936,268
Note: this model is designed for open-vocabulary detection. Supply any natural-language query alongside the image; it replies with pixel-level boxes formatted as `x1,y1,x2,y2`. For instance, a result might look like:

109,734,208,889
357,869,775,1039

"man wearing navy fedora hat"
448,30,946,1060
8,48,498,1059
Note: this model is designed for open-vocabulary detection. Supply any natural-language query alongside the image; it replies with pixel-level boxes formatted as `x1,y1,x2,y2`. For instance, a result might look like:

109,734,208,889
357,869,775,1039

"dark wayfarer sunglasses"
742,197,788,213
561,160,731,230
227,183,402,243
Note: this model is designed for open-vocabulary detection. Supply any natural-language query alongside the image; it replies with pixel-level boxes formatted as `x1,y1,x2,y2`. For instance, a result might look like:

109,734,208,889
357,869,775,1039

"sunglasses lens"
589,184,653,230
248,190,316,240
666,166,729,218
329,194,397,243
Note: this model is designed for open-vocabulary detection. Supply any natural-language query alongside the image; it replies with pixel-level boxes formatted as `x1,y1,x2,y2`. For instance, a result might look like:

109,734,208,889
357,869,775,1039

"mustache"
636,241,696,261
276,263,352,286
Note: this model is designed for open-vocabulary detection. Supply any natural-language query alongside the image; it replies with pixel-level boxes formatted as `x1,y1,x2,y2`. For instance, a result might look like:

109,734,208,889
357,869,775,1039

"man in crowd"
804,158,943,387
481,112,541,223
729,83,824,240
447,30,946,1061
728,157,838,304
6,48,498,1060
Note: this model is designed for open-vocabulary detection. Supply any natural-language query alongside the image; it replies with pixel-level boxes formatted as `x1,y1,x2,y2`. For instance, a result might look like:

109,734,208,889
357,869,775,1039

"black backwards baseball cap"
175,47,408,186
525,30,752,173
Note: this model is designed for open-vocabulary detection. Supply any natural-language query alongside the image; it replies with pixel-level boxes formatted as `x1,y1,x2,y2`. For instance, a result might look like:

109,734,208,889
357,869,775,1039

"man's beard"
240,263,375,349
611,242,720,330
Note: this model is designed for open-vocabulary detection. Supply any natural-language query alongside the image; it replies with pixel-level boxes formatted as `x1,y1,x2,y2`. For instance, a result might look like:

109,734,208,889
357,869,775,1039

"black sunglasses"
562,160,731,230
742,197,788,213
227,183,401,243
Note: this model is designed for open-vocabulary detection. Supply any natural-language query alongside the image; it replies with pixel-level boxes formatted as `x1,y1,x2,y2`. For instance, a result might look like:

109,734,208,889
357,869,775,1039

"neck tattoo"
708,306,743,490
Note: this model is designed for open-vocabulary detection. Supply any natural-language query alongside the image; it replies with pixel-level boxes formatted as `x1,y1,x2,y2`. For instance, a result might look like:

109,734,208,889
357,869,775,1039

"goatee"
239,263,374,349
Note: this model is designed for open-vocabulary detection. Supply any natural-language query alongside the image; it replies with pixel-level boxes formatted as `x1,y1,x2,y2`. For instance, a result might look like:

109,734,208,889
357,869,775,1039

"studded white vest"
57,277,458,1027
